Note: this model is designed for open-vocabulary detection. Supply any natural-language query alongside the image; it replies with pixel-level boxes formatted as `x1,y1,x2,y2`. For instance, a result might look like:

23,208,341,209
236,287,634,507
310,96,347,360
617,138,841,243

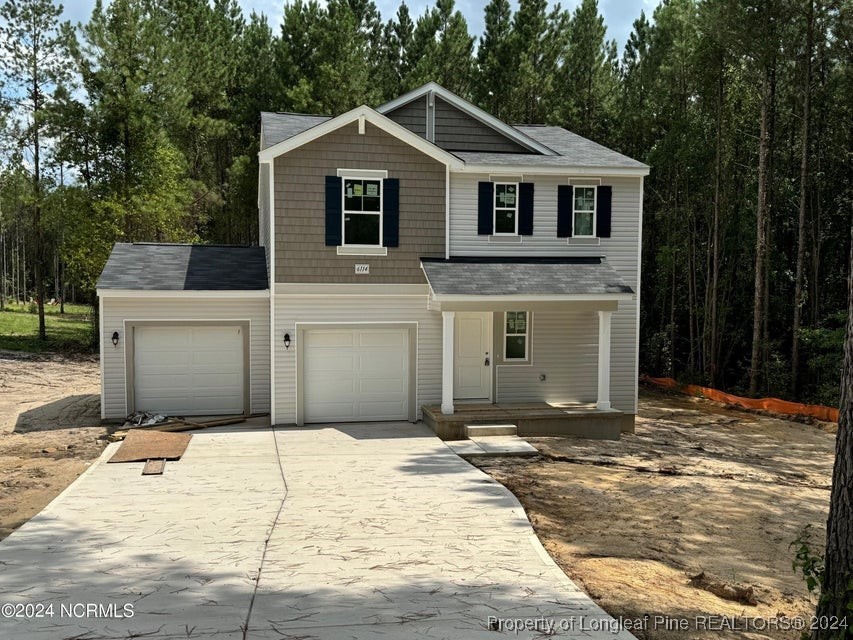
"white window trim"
573,185,597,238
341,175,383,248
493,182,519,236
503,311,530,362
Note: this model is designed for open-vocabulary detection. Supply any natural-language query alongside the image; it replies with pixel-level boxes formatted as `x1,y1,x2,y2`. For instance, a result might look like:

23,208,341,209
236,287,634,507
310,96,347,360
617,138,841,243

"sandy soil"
0,351,108,540
475,391,835,640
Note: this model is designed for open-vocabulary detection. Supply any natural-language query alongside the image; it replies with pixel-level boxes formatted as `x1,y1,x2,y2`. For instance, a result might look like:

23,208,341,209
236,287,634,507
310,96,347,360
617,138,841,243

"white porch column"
441,311,455,414
597,310,612,411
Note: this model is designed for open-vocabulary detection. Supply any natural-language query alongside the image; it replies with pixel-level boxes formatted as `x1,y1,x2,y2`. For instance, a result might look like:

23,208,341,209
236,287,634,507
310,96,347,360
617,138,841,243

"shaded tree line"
0,0,850,406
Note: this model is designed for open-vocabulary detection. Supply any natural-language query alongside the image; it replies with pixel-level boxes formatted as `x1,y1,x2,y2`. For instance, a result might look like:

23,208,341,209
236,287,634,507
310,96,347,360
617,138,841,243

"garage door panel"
303,328,410,423
134,325,244,416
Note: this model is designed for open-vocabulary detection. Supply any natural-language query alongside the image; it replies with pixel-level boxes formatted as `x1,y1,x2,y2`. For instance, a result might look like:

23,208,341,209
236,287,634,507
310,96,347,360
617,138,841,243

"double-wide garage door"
303,328,410,423
134,325,245,416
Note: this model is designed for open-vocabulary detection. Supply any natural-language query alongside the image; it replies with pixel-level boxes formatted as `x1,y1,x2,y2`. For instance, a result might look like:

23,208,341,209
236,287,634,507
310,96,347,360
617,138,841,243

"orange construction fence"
641,375,840,423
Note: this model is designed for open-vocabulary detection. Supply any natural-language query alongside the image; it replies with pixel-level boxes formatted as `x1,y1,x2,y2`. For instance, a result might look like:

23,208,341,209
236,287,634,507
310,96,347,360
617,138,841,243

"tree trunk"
792,0,814,396
709,60,724,388
749,69,771,396
813,222,853,636
32,62,46,340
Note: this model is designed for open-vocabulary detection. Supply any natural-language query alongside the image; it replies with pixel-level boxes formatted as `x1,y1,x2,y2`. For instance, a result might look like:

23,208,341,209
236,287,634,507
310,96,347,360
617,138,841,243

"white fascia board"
258,105,463,170
97,289,270,299
376,82,556,156
276,283,429,297
457,164,650,177
430,292,635,303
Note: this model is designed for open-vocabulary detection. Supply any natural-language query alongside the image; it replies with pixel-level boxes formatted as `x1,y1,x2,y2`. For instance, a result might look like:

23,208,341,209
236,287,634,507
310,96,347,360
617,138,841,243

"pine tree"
0,0,73,339
556,0,617,140
474,0,513,117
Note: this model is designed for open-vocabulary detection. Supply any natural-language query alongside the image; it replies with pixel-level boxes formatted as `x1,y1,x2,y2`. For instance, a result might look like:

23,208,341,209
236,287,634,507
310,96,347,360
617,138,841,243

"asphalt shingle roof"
258,112,647,170
97,243,268,291
420,257,634,297
453,126,648,169
261,112,331,150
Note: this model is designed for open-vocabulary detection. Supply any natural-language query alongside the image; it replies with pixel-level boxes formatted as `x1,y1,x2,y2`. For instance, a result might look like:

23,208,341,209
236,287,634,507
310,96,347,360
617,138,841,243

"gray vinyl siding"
495,310,598,404
259,163,271,277
100,297,271,420
384,97,426,137
274,121,445,283
434,97,531,153
450,173,642,414
273,293,441,425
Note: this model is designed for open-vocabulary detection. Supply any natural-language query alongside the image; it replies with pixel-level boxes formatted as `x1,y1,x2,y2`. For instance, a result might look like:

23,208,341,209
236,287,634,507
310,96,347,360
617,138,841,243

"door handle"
484,356,490,366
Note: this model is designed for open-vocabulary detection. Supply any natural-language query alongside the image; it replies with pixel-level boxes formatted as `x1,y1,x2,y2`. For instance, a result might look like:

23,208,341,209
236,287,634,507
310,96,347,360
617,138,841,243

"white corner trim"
445,165,450,259
259,105,463,170
269,158,276,425
98,295,105,419
336,246,387,256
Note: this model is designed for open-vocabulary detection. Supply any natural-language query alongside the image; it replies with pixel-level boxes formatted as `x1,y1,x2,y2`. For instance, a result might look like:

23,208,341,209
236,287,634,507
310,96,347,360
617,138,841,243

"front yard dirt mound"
475,391,833,640
0,352,108,540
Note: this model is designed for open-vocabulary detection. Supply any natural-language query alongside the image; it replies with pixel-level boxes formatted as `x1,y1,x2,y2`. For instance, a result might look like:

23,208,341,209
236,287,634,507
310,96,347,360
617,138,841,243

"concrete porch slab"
447,435,539,457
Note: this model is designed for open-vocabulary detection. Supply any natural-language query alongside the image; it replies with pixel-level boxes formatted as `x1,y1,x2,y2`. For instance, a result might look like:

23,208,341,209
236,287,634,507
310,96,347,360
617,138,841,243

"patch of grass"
0,302,94,354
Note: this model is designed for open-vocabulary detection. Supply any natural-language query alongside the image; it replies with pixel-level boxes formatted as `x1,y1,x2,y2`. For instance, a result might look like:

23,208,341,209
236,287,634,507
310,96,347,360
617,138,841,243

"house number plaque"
355,264,369,274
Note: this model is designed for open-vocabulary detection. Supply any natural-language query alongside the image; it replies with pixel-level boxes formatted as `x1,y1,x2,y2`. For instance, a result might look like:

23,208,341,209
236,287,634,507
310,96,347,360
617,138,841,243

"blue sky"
60,0,660,53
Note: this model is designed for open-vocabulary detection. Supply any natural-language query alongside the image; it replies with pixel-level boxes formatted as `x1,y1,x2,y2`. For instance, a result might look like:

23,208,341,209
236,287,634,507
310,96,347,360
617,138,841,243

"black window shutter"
518,182,534,235
557,185,573,237
325,176,342,246
477,181,494,235
596,186,612,238
383,178,400,247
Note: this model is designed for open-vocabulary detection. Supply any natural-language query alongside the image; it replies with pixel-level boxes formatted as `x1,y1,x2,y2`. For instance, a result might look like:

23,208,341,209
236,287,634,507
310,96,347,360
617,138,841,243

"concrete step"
447,435,538,457
465,423,517,437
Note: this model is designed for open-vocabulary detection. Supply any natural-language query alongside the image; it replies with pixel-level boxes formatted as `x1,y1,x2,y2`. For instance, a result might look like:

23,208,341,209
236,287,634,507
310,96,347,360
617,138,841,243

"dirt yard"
475,390,835,639
0,351,108,540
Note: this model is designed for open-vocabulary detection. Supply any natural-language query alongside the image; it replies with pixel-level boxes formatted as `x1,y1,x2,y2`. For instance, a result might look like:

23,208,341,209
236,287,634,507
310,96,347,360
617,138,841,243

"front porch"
422,402,628,441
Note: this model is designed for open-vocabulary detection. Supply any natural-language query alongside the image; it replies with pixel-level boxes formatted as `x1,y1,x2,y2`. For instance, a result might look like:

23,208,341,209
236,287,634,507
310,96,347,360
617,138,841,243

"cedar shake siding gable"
384,96,427,138
433,97,531,154
274,121,446,283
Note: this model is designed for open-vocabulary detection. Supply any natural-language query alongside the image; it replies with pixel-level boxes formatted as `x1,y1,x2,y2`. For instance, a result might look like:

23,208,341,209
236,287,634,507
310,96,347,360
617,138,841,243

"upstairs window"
573,186,596,237
504,311,529,361
343,178,382,246
493,183,518,235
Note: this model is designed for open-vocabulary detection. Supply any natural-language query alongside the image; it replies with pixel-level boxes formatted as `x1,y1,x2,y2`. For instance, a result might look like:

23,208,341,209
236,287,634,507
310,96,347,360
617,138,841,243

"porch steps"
465,423,517,437
446,435,538,458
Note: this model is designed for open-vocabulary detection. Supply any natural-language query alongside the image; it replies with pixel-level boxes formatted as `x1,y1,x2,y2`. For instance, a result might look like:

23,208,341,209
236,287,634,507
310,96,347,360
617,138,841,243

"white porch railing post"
441,311,455,414
597,310,612,410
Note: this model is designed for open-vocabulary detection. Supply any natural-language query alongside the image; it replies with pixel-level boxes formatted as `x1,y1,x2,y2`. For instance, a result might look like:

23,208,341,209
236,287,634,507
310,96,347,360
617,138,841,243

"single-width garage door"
133,324,245,416
303,328,410,423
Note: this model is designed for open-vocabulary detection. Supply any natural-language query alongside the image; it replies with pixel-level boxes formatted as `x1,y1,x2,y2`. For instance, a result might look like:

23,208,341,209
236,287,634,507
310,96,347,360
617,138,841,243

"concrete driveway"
0,422,634,639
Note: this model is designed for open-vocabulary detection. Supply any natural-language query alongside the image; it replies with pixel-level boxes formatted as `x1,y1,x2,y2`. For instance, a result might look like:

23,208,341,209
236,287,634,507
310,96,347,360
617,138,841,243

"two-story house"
97,83,648,438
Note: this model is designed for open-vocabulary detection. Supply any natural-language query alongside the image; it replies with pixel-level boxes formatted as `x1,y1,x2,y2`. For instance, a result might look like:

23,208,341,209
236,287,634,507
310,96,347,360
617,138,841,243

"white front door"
454,312,492,401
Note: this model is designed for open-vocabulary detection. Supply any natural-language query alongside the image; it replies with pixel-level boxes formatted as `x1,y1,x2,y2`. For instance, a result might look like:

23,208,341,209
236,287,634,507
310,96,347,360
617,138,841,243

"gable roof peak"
376,82,558,156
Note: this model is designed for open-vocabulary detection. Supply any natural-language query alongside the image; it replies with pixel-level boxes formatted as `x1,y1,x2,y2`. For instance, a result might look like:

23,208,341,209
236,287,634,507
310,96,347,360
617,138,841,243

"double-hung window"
493,183,518,235
343,178,382,246
573,186,596,237
504,311,529,361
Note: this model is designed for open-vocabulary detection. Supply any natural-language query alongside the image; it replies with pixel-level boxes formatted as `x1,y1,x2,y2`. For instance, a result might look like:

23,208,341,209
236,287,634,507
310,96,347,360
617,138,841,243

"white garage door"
303,328,410,423
134,325,244,416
